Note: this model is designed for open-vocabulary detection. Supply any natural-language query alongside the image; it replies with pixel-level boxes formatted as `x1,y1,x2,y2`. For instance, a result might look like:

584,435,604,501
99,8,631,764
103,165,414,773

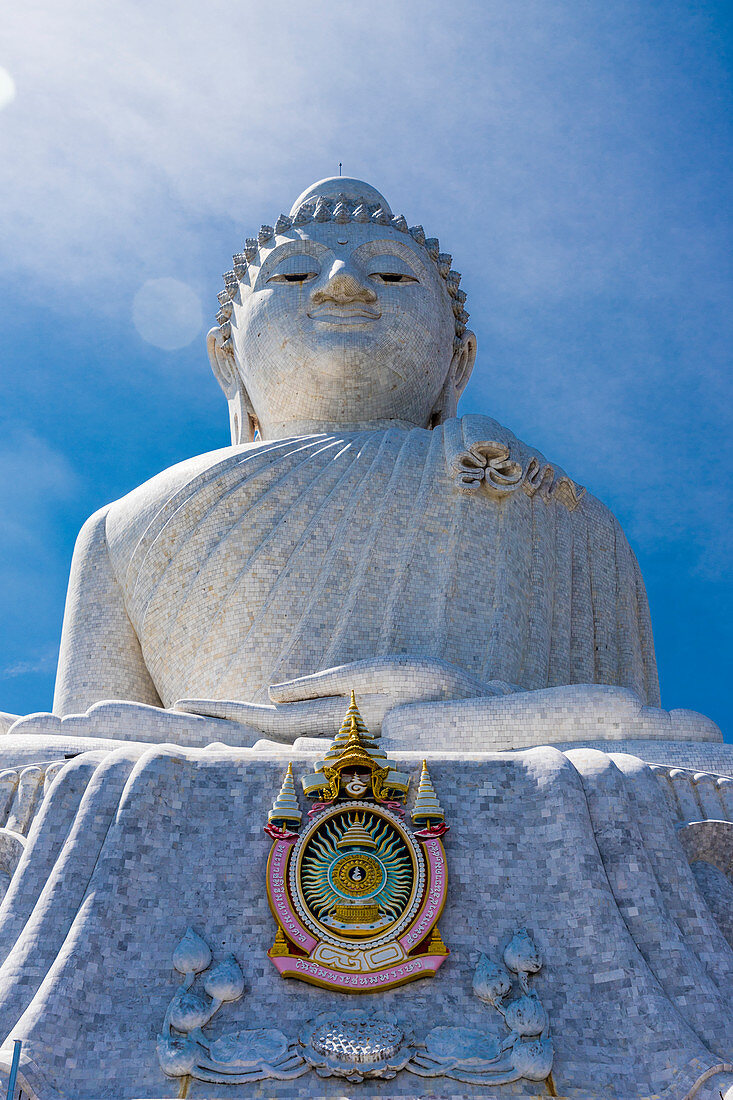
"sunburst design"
301,810,413,923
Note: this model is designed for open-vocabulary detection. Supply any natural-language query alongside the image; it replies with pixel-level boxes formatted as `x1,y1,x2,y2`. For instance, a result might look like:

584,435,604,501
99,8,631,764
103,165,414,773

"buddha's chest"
126,479,541,707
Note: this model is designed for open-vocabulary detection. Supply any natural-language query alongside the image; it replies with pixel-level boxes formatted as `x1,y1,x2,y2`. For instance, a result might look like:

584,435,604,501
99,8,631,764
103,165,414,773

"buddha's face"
225,221,469,437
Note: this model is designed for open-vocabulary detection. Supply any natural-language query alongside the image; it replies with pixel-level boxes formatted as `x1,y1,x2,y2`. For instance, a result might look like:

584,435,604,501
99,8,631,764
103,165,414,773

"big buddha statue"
2,177,720,751
0,179,731,1100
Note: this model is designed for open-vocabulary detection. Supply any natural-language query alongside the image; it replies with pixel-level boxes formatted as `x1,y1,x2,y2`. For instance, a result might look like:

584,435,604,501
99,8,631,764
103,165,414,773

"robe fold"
91,415,659,708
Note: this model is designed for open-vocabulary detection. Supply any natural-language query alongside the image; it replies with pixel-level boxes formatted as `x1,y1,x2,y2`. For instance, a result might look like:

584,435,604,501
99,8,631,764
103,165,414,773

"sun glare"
0,67,16,111
132,277,204,351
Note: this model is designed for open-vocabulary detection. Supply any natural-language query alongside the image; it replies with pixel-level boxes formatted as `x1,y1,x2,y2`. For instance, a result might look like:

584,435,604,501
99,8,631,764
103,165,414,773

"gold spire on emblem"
321,690,388,768
301,690,410,802
268,762,302,827
411,760,445,826
268,925,290,957
427,926,449,955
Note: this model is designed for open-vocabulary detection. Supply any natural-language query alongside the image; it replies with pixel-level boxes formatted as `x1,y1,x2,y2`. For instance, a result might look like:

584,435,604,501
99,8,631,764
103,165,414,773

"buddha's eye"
369,272,418,285
267,255,320,285
365,255,419,284
267,270,318,284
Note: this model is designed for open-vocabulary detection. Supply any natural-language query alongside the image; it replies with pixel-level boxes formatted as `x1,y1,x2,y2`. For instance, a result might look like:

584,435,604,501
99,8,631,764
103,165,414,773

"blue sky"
0,1,731,733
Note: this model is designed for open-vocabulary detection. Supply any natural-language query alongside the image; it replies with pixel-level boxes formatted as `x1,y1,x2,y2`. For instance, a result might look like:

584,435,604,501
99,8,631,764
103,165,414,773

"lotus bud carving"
511,1037,555,1081
202,953,245,1002
503,929,542,982
169,990,209,1032
173,927,212,975
472,953,513,1005
159,933,310,1084
156,1034,198,1076
156,925,555,1088
503,993,548,1037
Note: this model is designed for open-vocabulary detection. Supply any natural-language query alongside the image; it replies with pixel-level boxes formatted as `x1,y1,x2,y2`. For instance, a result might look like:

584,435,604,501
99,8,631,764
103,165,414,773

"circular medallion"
290,802,425,948
329,852,385,898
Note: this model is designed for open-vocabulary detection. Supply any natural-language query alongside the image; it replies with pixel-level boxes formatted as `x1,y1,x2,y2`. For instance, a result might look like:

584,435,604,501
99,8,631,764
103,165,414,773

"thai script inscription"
268,840,315,949
293,956,427,988
401,839,446,947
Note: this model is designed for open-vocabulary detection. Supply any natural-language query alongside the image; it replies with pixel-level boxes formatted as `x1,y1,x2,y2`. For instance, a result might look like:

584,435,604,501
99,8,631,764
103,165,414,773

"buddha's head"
208,178,476,442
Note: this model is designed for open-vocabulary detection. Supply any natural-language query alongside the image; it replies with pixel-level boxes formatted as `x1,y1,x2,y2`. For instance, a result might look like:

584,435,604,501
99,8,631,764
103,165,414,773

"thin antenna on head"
338,162,342,176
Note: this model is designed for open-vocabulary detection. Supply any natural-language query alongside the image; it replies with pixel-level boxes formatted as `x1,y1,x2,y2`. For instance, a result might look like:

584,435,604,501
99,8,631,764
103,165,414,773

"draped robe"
56,415,659,713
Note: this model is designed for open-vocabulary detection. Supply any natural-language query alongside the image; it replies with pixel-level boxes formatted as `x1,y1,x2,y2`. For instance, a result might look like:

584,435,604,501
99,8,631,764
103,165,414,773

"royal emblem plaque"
264,693,449,992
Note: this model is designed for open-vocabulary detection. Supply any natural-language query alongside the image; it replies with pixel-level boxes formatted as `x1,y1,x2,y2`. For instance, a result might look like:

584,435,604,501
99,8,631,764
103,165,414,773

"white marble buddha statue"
9,176,696,749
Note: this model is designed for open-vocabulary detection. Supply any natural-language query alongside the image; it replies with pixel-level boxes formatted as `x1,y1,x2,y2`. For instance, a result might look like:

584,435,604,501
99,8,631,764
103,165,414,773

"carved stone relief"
156,929,308,1084
157,928,553,1089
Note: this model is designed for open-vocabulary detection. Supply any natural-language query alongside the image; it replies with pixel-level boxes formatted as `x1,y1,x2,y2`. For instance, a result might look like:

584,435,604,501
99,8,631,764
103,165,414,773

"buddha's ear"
452,329,477,398
428,330,478,428
207,326,259,444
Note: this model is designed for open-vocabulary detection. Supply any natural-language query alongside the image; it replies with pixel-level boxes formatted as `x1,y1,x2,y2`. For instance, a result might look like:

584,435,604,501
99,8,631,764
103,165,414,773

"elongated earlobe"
453,330,477,396
206,327,259,444
428,331,477,428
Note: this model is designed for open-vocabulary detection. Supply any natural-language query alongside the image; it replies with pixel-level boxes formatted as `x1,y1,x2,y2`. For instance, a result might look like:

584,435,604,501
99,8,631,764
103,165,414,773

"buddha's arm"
174,656,515,737
53,506,163,716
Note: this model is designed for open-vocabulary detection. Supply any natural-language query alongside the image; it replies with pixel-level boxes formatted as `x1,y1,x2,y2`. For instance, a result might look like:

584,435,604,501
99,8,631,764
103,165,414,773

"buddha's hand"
175,657,516,739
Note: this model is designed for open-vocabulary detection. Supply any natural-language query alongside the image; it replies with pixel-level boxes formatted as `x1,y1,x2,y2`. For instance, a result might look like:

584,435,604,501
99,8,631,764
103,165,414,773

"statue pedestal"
0,742,729,1099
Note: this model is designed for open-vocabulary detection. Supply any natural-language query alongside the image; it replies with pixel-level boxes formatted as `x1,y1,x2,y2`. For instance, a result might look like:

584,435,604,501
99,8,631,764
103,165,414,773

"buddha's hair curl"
215,195,469,351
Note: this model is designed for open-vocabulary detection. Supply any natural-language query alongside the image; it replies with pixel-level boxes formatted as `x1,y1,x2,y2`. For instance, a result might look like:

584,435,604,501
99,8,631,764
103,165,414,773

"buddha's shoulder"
98,442,262,569
448,413,616,523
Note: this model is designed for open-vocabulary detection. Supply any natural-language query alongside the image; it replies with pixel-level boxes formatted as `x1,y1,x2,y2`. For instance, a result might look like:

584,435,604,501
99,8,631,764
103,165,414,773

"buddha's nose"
311,262,377,305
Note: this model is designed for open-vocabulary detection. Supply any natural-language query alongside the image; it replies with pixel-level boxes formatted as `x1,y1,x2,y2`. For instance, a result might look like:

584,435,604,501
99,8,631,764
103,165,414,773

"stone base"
0,742,728,1098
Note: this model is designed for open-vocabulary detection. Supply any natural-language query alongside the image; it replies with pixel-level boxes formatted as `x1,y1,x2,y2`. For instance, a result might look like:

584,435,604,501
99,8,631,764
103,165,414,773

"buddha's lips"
308,306,381,323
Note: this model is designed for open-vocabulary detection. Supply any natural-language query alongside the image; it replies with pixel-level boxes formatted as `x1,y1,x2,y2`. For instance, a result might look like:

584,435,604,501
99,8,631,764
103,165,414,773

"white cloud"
0,429,79,558
1,647,58,680
0,429,77,503
2,0,720,302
